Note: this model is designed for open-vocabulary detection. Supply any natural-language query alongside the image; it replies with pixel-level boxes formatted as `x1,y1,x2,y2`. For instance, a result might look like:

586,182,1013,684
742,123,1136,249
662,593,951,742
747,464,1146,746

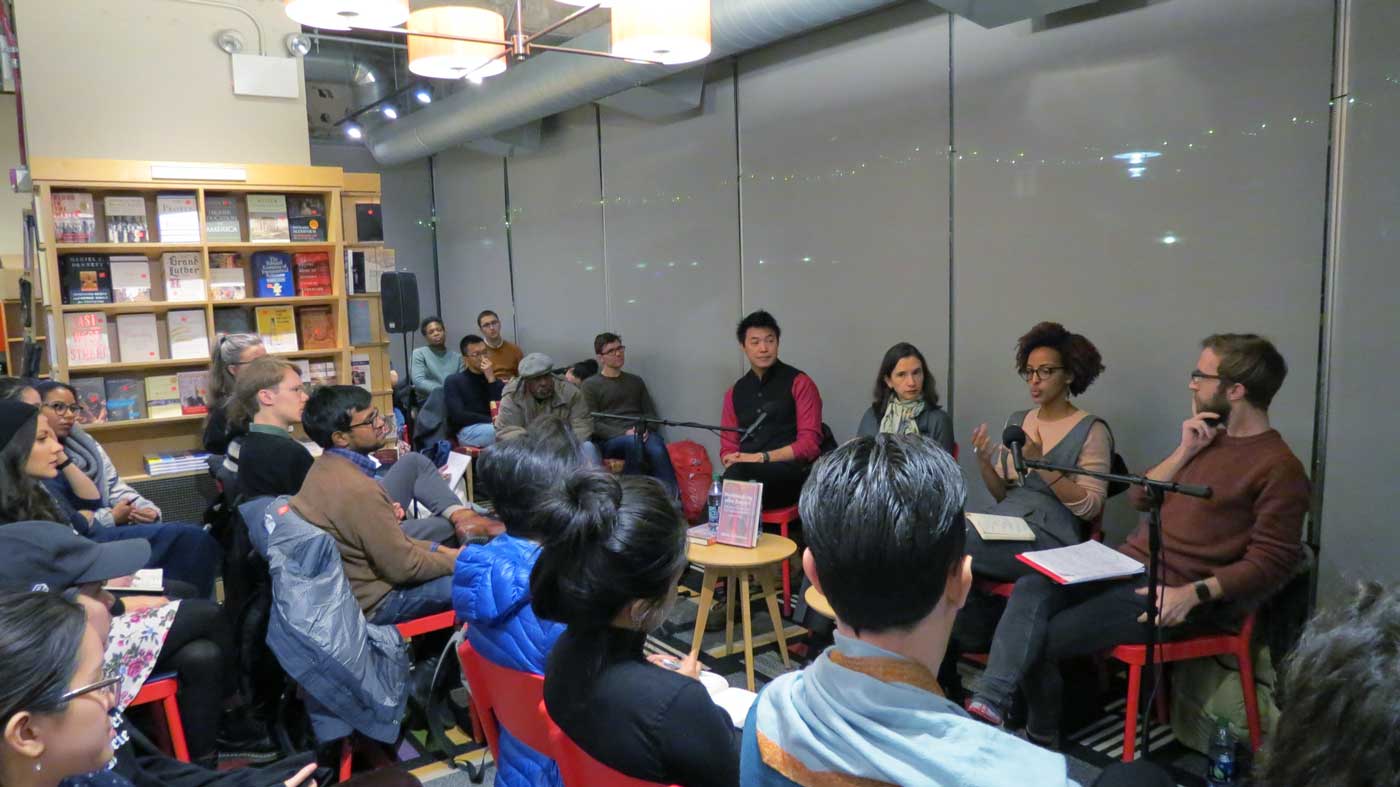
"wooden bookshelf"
341,173,394,422
32,157,364,476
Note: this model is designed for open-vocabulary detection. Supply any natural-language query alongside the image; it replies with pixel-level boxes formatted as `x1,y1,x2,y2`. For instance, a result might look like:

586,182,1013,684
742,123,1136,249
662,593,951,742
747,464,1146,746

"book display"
104,196,150,243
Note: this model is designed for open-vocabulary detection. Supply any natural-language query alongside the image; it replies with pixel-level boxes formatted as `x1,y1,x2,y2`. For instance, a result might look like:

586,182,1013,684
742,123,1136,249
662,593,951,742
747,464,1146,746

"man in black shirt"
230,357,314,501
580,332,678,495
443,334,503,448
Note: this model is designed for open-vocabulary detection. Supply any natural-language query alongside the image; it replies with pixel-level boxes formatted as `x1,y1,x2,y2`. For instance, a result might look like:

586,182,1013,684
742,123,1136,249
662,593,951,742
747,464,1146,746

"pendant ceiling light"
407,6,509,81
610,0,711,65
555,0,615,6
283,0,409,31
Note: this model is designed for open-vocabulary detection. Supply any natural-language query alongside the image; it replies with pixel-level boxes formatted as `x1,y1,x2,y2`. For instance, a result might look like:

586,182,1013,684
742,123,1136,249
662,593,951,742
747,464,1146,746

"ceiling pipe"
303,40,393,110
366,0,901,165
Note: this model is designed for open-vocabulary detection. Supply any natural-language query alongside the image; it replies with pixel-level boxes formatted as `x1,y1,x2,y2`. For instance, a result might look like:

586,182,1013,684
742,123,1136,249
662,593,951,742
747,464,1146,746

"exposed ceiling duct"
366,0,902,165
303,41,393,111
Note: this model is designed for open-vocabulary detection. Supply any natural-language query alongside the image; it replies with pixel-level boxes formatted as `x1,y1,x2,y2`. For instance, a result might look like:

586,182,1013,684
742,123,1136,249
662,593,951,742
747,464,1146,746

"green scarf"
879,397,925,435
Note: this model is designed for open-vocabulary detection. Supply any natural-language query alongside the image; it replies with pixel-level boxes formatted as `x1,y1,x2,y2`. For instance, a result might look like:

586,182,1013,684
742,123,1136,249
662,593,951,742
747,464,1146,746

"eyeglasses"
465,350,487,359
346,411,384,430
479,320,501,329
600,346,625,356
43,402,86,416
1189,370,1226,383
1018,366,1063,382
56,675,120,705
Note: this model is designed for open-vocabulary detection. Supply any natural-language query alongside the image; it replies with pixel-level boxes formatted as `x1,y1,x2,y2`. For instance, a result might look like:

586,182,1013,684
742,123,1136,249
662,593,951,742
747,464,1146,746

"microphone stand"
591,412,744,477
1016,454,1210,762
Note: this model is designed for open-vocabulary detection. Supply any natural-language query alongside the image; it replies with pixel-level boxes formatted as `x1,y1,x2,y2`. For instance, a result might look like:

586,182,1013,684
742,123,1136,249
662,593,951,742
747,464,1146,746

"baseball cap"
0,521,150,594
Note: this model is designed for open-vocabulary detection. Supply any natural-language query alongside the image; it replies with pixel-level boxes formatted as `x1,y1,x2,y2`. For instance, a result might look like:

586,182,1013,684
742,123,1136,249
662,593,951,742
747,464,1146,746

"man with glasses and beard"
477,310,524,383
580,333,679,496
963,334,1310,748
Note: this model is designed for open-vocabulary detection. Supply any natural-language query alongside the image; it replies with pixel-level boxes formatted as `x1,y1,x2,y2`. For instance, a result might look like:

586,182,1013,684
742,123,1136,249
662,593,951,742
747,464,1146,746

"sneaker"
965,698,1005,727
216,711,280,762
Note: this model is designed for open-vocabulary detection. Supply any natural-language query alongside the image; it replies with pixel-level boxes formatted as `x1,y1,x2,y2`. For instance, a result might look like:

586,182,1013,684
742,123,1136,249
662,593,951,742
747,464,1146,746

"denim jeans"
456,422,496,448
579,440,602,467
368,574,454,625
602,433,679,496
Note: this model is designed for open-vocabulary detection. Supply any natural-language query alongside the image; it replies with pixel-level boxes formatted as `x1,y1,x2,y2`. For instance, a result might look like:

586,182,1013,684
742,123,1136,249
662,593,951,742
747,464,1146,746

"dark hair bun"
545,471,621,550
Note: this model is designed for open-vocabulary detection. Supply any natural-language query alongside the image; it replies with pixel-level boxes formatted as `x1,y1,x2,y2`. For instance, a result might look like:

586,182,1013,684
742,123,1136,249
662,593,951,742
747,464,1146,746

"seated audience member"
444,334,504,448
452,422,581,787
533,472,738,787
35,382,221,598
1256,581,1399,787
495,353,601,465
477,310,524,382
964,323,1113,581
857,342,954,453
581,333,679,495
410,316,463,401
720,310,822,509
967,334,1309,747
291,386,460,624
563,359,598,387
742,435,1163,787
204,333,267,455
227,357,313,501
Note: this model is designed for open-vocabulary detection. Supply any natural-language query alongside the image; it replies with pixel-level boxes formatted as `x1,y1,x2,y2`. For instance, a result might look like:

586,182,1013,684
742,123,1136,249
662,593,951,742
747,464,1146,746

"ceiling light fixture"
611,0,711,66
381,105,399,120
344,123,364,139
414,88,432,104
407,6,507,81
283,0,409,32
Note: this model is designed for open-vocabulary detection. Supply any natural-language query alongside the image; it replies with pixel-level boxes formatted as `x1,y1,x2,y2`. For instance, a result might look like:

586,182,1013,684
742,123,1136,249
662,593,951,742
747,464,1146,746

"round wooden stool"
803,586,836,621
686,533,796,691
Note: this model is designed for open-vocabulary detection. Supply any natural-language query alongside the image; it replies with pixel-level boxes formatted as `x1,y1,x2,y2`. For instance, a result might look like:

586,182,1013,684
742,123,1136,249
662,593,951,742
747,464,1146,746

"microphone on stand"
741,409,769,443
1002,424,1029,478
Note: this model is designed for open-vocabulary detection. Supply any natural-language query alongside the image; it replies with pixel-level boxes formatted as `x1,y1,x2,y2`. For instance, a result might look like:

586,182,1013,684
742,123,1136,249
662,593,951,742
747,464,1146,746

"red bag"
667,440,714,524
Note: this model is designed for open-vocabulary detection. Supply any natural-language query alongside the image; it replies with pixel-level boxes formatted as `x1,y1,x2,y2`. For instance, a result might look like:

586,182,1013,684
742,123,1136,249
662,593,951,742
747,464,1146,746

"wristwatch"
761,451,770,463
1194,580,1212,603
56,458,73,471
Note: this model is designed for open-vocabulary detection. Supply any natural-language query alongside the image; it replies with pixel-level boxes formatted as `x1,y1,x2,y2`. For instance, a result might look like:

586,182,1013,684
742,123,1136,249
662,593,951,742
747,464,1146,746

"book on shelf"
156,194,200,243
167,309,209,359
297,305,336,350
355,203,383,242
351,353,371,391
145,374,182,419
143,449,211,476
290,358,312,383
162,252,204,302
109,257,152,303
103,196,149,243
213,307,253,337
252,251,293,298
52,192,97,243
60,254,113,305
310,360,337,387
293,252,332,296
72,377,108,425
203,196,242,242
345,249,366,294
64,312,112,366
367,248,394,293
209,253,247,301
715,479,763,548
288,195,327,242
104,377,145,421
115,313,160,363
347,299,373,346
177,370,210,415
255,305,298,352
1016,540,1147,585
247,194,290,242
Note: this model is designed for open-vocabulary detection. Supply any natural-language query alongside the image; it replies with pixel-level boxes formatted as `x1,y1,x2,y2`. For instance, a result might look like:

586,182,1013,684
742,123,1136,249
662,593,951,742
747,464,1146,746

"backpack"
666,440,714,524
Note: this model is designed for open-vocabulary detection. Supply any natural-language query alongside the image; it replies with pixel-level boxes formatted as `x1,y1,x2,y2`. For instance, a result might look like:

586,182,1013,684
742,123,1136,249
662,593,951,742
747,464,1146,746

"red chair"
129,674,190,762
760,505,800,616
1109,611,1262,762
549,722,679,787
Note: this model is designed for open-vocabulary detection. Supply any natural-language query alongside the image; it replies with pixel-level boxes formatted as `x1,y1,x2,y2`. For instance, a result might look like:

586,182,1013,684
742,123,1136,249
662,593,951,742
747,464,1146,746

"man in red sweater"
965,333,1310,744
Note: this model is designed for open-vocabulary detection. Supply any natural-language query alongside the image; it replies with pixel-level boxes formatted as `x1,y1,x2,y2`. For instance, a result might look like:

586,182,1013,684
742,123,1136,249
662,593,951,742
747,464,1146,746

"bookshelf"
341,173,394,421
31,157,388,476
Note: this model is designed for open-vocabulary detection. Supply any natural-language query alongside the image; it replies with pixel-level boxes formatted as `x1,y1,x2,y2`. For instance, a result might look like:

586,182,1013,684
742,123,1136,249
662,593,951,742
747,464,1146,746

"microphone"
1002,424,1028,478
741,409,769,443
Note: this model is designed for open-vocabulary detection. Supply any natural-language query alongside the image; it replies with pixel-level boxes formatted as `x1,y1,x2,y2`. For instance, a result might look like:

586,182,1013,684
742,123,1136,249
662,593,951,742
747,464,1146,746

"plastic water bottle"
707,473,723,528
1206,718,1238,787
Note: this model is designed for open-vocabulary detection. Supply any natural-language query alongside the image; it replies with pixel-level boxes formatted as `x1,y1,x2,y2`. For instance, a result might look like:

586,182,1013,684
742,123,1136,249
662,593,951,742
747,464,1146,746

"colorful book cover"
167,309,209,359
715,479,763,548
177,370,210,415
156,193,200,243
60,254,113,305
52,192,96,243
71,377,108,425
64,312,112,366
203,195,242,242
115,313,160,363
255,305,298,352
104,377,145,421
296,306,336,350
287,195,327,242
109,257,152,303
292,252,333,296
252,251,293,298
247,194,290,242
347,299,372,346
162,252,205,302
145,375,182,419
103,196,149,243
351,353,371,391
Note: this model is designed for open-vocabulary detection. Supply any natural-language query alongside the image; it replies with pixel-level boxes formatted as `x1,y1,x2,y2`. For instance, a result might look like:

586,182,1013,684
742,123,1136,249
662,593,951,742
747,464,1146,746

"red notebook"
1015,541,1145,585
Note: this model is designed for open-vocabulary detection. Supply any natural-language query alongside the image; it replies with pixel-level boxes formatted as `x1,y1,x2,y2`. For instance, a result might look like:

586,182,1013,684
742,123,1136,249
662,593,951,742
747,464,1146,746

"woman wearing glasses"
205,333,267,455
965,322,1114,581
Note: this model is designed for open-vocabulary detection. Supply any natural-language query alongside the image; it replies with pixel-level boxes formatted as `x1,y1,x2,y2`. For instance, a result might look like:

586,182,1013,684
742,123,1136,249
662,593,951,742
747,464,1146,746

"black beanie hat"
0,400,39,451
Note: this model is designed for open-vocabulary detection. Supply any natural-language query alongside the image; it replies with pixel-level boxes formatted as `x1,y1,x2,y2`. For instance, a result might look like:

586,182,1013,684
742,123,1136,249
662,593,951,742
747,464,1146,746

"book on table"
687,523,718,546
1016,540,1146,585
966,513,1037,542
715,480,763,548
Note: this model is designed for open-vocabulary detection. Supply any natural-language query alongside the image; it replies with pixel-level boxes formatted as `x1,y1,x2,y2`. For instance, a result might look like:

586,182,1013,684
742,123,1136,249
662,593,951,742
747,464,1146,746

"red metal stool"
129,674,190,762
759,505,800,617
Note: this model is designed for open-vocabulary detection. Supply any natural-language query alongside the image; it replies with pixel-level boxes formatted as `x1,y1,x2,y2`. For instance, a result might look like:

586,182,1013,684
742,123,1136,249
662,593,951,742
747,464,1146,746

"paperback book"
145,375,182,419
60,254,113,305
156,194,200,243
103,196,150,243
109,257,152,303
71,377,108,425
52,192,96,243
64,312,112,366
247,194,290,242
203,195,242,242
104,377,146,421
252,251,293,297
162,252,204,302
288,195,327,242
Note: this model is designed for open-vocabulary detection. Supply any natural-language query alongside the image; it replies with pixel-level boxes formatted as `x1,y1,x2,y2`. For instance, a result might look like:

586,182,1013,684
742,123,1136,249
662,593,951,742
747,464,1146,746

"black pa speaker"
380,271,420,334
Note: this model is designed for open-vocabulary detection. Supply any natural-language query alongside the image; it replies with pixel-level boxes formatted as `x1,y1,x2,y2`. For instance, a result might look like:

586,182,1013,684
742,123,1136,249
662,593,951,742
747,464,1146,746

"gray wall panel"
1317,0,1400,602
738,4,953,444
507,107,607,364
600,69,742,461
432,149,515,344
951,0,1332,537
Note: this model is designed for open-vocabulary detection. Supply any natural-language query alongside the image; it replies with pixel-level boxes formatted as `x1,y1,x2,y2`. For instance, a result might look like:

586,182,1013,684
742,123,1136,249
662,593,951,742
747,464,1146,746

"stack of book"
143,450,211,476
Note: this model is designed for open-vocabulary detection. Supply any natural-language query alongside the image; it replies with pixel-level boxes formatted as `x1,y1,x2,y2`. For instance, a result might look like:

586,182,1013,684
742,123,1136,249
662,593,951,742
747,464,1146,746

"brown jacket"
289,453,455,614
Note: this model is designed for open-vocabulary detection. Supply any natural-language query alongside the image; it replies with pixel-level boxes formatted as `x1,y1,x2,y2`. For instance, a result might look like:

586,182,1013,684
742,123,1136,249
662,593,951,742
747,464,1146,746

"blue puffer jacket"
453,534,565,787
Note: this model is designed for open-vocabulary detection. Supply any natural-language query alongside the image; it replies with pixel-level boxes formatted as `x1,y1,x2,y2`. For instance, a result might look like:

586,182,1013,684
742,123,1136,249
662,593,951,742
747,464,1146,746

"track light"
381,105,399,120
344,123,363,140
414,88,432,104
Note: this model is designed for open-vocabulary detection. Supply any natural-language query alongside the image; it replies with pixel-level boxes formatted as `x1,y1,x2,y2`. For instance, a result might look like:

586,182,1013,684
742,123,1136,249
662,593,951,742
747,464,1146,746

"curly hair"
1015,321,1104,397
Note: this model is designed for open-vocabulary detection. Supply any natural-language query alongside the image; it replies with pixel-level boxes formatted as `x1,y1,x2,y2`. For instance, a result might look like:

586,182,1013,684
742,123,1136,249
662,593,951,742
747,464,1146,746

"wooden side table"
686,533,796,691
803,586,836,621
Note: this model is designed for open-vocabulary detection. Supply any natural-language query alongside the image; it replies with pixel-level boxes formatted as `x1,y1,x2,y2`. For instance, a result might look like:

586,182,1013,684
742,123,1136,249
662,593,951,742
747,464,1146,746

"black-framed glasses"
479,320,501,329
43,402,86,416
1018,366,1063,382
601,345,626,356
464,349,487,359
346,411,384,430
56,675,120,705
1189,370,1226,383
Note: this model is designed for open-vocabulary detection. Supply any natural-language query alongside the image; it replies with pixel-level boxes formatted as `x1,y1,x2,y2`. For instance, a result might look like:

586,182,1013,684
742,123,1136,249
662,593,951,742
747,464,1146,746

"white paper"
710,686,758,728
441,451,471,501
1018,540,1145,585
966,513,1036,541
104,568,163,593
